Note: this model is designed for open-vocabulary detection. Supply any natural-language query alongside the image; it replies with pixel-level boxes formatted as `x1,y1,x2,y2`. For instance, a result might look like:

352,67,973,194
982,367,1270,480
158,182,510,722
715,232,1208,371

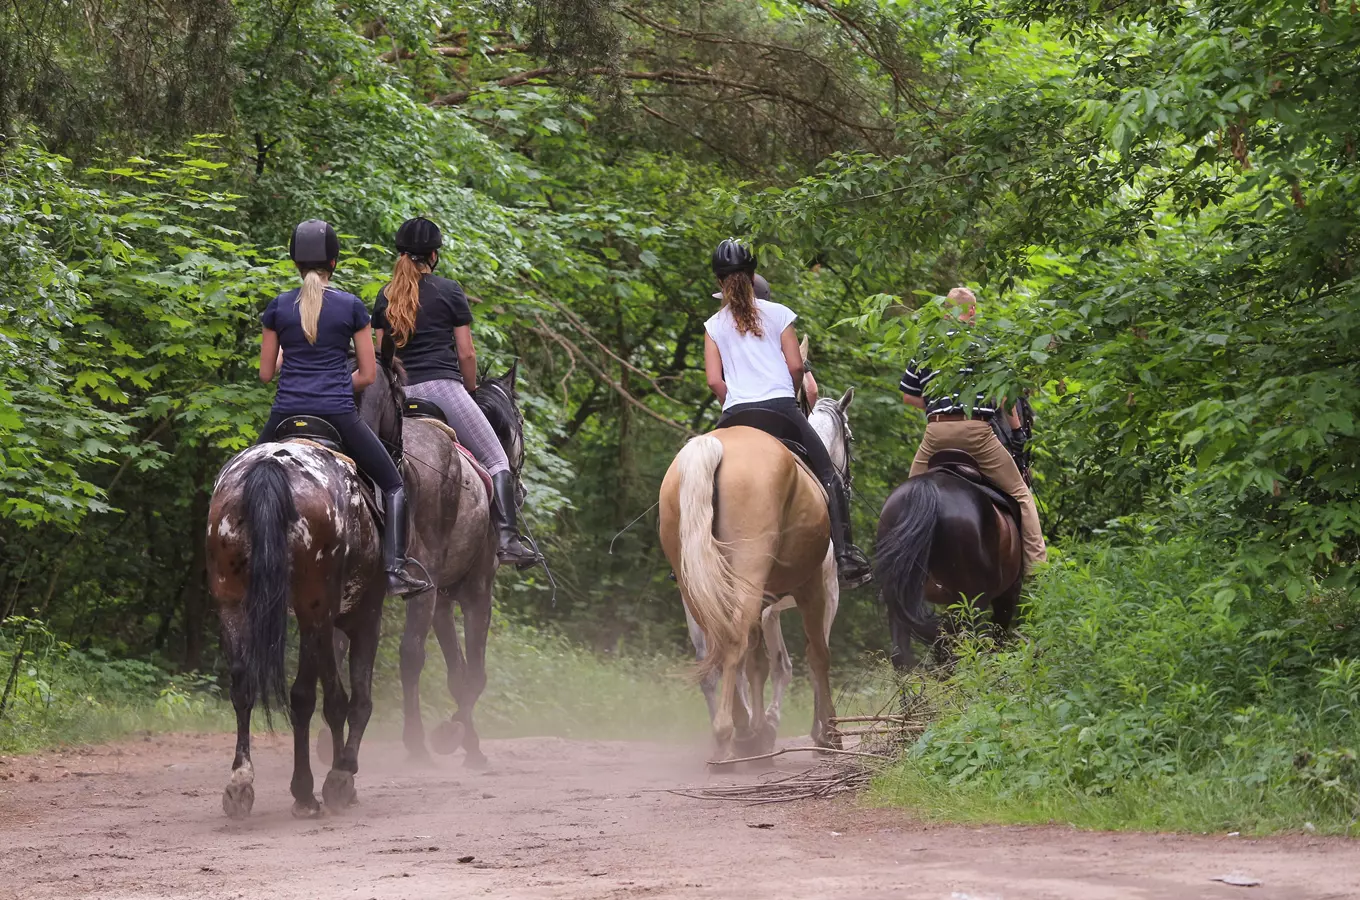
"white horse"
684,390,855,745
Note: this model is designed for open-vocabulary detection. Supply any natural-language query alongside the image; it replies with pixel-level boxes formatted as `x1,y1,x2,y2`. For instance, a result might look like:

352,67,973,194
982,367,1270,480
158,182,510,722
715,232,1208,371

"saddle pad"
455,443,495,504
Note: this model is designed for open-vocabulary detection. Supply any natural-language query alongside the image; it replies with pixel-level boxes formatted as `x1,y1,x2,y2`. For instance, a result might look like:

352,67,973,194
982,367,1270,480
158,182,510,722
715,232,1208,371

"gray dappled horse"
683,389,855,754
342,361,527,767
207,411,389,819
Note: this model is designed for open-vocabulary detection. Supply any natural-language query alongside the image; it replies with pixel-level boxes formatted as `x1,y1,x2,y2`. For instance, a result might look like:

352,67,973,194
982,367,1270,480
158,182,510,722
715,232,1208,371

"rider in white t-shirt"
703,239,872,588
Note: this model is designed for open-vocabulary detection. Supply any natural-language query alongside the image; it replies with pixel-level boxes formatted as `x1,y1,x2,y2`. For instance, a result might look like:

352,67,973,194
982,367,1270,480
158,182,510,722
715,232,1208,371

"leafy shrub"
876,540,1360,834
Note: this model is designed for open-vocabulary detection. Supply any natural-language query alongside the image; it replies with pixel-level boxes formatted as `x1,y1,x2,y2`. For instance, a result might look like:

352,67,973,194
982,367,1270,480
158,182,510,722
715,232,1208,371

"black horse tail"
241,456,296,722
874,477,940,648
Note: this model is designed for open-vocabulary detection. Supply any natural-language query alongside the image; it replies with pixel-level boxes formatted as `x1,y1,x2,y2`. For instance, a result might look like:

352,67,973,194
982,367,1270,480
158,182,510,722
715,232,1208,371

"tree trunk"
181,448,211,671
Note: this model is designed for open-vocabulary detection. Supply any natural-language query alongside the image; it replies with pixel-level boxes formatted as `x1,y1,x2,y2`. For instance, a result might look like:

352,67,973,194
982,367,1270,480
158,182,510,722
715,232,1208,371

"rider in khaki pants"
900,288,1048,568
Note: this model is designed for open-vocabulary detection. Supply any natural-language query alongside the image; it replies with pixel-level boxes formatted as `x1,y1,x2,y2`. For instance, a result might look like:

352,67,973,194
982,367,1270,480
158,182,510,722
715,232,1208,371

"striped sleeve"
899,362,931,397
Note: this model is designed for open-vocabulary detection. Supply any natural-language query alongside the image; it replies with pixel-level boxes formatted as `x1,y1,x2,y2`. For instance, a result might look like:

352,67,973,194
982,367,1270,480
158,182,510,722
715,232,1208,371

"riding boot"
492,471,540,570
383,486,431,597
827,474,873,589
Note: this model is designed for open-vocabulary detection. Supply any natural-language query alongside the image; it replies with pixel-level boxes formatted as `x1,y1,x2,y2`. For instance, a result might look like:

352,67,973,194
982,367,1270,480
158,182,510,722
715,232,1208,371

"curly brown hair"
720,271,762,337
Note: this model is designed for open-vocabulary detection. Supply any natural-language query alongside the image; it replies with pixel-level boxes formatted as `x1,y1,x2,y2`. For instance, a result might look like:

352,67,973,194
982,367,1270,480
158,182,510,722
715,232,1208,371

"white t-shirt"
704,299,798,410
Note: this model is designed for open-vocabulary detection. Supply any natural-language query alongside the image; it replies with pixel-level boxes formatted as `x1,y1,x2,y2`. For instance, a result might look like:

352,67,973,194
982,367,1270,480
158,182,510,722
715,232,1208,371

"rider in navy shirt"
257,219,429,597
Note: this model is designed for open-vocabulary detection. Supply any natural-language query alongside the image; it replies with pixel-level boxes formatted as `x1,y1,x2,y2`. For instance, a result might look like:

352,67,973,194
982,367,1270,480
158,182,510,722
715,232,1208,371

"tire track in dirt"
0,732,1356,899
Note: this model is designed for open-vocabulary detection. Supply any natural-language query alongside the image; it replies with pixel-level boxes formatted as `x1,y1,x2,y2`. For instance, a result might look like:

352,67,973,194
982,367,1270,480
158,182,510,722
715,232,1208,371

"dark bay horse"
874,462,1023,669
207,428,386,818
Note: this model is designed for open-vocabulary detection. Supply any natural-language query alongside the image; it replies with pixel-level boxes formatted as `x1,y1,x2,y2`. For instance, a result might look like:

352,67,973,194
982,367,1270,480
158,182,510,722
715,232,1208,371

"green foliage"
876,541,1360,833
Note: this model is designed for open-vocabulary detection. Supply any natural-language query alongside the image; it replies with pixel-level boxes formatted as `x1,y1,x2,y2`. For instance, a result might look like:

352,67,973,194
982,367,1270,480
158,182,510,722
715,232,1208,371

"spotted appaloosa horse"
661,390,856,761
683,391,857,743
207,433,385,819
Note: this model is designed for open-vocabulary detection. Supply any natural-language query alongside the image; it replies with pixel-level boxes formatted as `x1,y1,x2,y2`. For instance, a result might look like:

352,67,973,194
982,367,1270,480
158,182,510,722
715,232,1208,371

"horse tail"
674,435,752,680
241,456,297,721
874,476,941,647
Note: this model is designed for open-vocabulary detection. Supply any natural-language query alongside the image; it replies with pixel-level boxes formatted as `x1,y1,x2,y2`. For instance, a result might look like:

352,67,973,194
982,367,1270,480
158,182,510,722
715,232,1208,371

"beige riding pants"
908,419,1048,566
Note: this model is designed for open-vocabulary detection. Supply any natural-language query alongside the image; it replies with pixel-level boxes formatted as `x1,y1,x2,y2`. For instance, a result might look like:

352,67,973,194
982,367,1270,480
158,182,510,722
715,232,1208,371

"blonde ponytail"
721,271,762,337
382,253,429,348
297,269,329,344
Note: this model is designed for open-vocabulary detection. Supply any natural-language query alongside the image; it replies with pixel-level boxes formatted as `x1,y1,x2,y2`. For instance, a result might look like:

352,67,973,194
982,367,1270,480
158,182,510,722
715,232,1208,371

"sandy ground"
0,732,1357,900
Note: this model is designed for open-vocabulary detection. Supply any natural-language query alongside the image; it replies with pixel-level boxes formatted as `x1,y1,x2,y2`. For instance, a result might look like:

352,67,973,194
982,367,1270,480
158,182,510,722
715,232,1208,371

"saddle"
715,408,812,468
401,402,494,504
271,416,383,523
927,449,1022,525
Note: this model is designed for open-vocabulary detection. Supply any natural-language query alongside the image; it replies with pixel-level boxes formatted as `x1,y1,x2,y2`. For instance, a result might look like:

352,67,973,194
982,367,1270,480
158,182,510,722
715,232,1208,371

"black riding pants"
718,397,839,493
258,410,402,492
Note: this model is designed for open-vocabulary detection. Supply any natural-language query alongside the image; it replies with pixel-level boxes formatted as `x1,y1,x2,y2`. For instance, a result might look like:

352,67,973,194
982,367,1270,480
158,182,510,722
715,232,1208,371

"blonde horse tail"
675,435,748,680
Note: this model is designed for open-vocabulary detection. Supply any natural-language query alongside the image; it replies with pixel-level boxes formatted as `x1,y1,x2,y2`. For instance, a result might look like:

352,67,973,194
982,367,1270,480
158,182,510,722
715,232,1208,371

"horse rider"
899,286,1048,567
370,216,540,569
704,239,873,588
256,219,430,596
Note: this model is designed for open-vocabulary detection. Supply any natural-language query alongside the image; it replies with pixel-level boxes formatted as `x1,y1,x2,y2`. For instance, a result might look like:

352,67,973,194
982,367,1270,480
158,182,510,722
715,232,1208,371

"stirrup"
387,557,431,597
497,533,541,570
837,550,873,589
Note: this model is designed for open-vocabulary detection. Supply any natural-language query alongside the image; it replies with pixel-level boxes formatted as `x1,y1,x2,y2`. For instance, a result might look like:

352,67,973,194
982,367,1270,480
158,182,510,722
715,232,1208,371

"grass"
870,539,1360,836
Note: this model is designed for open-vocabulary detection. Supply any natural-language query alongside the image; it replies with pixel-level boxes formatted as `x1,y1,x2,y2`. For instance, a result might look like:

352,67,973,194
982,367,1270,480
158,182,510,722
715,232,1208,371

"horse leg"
288,625,322,818
445,575,492,767
316,630,349,767
991,577,1023,634
739,619,771,759
334,595,382,807
799,565,840,750
220,608,256,819
759,597,795,753
686,605,720,722
317,623,354,812
428,585,467,758
400,590,436,762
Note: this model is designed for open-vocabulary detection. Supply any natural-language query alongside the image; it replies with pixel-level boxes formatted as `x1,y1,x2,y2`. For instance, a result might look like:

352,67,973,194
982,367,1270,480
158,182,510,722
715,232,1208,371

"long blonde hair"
296,268,330,344
720,271,762,337
382,253,430,347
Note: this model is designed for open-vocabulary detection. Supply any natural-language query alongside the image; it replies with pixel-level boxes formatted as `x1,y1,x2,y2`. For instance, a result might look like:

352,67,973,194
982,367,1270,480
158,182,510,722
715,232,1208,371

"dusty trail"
0,732,1356,900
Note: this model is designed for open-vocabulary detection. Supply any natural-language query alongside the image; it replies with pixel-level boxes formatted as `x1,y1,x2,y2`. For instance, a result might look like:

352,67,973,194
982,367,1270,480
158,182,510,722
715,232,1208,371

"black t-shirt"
372,275,473,385
261,286,370,414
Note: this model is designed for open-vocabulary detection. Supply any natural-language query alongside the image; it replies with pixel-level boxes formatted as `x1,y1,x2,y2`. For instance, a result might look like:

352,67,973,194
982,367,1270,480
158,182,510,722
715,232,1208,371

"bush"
875,540,1360,834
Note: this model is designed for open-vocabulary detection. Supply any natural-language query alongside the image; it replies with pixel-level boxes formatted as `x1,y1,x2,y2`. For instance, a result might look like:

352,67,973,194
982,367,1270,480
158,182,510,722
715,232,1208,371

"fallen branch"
706,745,890,766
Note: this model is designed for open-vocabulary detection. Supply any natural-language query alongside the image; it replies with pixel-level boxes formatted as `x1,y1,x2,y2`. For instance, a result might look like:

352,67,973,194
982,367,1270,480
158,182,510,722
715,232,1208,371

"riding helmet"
711,238,757,279
289,219,339,268
395,217,443,256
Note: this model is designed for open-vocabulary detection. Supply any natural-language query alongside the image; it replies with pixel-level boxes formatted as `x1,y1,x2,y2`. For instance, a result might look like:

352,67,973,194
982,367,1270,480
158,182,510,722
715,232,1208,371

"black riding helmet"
395,217,443,256
289,219,339,269
711,238,757,279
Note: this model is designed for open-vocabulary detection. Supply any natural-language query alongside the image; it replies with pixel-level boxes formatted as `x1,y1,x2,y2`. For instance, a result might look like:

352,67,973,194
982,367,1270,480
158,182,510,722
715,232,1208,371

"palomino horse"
874,464,1024,669
685,391,856,739
660,400,847,761
207,422,386,819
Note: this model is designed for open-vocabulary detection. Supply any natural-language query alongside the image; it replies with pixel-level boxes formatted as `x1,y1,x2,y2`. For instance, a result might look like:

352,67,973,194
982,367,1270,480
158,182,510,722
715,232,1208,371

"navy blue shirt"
261,286,370,414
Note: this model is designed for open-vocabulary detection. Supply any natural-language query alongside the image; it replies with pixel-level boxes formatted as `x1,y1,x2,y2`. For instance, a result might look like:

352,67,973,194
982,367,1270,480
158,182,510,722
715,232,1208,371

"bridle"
810,398,855,494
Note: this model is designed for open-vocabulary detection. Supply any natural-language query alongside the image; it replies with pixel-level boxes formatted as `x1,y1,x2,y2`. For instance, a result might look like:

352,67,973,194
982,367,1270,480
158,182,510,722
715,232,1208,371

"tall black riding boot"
492,471,540,570
827,474,872,589
383,486,430,597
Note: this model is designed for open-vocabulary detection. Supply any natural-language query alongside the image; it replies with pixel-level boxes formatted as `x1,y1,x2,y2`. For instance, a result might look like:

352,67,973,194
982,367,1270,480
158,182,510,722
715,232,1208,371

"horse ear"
504,359,519,390
838,387,854,411
799,335,810,365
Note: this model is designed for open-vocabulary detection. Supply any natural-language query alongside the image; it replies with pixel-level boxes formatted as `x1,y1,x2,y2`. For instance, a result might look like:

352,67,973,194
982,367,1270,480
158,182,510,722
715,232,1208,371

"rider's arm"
259,329,280,382
779,325,805,385
454,325,477,392
1005,400,1021,429
704,334,727,403
903,393,927,411
899,362,928,413
352,325,377,391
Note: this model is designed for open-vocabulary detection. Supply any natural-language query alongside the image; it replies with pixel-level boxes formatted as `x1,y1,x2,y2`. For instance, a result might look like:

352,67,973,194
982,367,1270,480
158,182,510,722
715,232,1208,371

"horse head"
809,388,855,485
473,362,527,506
357,356,406,453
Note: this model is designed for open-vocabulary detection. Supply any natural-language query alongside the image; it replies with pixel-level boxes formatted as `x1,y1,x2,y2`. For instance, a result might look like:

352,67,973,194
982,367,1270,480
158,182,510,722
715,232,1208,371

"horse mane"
472,374,518,446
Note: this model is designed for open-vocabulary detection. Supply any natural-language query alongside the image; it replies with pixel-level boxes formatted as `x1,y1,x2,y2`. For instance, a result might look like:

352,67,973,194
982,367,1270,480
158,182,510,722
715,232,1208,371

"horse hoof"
758,723,779,755
431,720,465,756
291,797,323,819
221,781,254,819
463,750,488,769
322,770,357,812
405,746,434,768
316,727,333,766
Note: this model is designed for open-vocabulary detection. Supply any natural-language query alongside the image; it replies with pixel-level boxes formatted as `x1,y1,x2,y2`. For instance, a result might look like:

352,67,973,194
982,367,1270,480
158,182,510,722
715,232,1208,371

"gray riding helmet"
712,272,771,301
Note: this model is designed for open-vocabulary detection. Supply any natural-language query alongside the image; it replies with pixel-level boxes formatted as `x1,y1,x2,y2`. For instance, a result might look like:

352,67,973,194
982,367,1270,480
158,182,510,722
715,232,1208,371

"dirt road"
1,732,1357,899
